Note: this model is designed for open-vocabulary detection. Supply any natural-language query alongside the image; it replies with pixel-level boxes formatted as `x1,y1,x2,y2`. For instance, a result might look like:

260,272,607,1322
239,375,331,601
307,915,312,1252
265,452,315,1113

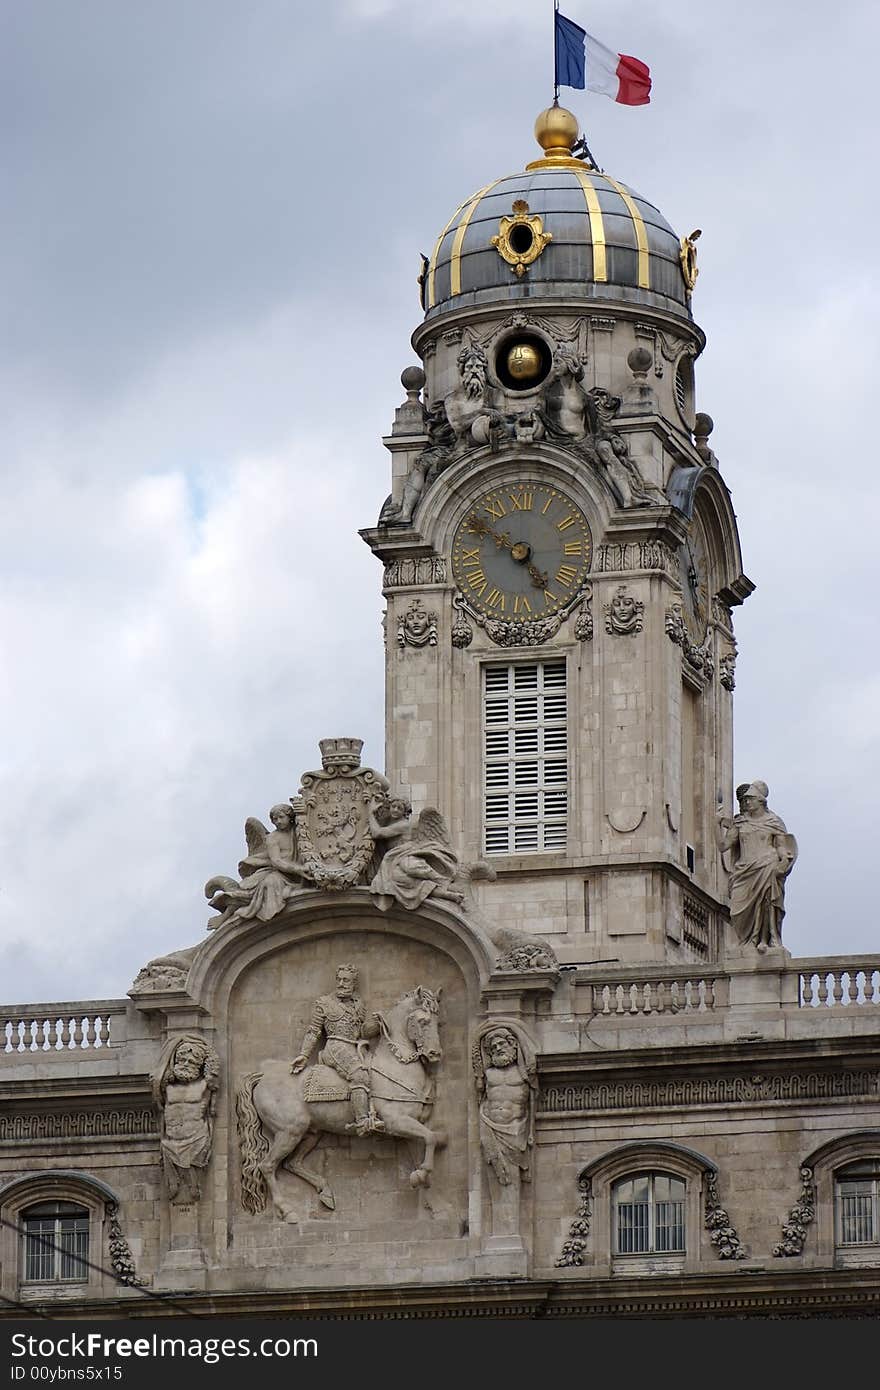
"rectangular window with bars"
483,659,568,855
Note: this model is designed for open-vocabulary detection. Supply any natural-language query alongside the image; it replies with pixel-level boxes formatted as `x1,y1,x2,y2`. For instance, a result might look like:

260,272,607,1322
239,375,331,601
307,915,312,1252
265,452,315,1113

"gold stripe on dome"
426,194,474,309
599,173,650,289
450,179,506,297
571,169,607,282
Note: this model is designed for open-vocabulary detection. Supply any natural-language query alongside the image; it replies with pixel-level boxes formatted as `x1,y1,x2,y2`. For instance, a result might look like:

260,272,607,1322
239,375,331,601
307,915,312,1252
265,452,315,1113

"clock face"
451,482,592,620
679,527,709,644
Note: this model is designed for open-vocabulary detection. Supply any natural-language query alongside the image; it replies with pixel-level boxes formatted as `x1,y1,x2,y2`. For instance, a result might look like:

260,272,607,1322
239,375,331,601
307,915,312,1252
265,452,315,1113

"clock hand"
465,512,533,563
465,513,506,546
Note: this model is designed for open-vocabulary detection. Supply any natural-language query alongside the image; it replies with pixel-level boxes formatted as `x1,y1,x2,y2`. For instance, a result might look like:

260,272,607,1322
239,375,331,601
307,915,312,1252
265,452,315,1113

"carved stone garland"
482,614,563,649
573,582,593,642
772,1165,815,1257
574,611,593,642
665,602,714,680
452,596,567,649
704,1170,746,1260
555,1175,592,1267
451,595,474,648
106,1201,145,1287
495,940,560,973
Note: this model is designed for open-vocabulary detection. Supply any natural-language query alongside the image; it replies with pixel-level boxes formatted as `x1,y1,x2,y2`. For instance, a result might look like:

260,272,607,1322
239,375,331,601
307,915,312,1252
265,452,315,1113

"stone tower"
4,104,880,1324
362,105,752,968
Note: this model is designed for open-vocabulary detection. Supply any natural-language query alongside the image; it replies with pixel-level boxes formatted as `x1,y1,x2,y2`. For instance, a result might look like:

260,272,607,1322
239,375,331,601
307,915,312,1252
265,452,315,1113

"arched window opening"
613,1172,686,1255
21,1201,89,1284
836,1161,880,1248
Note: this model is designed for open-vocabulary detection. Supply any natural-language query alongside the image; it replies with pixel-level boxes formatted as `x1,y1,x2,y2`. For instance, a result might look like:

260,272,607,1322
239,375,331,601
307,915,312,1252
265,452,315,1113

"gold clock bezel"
451,481,592,621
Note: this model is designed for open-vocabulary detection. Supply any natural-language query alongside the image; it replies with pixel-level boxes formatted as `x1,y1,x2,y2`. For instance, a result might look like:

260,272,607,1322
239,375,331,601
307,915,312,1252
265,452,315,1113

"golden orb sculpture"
506,341,542,383
533,105,579,160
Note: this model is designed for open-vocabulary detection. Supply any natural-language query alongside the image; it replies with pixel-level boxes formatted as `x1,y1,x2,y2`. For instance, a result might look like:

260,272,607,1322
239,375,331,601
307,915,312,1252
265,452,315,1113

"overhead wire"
0,1216,205,1319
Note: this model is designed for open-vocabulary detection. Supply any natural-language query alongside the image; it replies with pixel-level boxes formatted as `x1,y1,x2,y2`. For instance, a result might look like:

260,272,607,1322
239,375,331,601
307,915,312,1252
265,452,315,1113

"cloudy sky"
2,0,878,1004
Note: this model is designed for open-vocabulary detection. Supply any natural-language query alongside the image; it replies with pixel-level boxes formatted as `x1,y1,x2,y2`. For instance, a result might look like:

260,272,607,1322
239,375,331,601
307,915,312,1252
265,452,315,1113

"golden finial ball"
506,341,542,382
534,105,579,157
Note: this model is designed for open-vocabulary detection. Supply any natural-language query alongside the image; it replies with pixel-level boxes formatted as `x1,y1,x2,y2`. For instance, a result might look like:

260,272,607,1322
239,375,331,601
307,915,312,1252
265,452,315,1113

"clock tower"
361,106,753,969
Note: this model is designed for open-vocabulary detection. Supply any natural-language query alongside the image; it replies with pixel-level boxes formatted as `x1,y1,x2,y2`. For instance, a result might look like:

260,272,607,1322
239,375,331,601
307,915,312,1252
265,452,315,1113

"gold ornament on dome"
491,200,552,278
679,228,701,294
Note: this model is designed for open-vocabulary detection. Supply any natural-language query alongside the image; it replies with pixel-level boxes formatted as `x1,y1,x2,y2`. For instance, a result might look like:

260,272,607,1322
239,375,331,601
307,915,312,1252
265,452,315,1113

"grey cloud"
1,0,878,999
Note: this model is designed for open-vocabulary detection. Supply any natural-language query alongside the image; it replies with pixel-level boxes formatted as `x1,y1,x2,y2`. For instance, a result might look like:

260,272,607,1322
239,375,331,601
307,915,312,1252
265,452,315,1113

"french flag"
555,12,652,106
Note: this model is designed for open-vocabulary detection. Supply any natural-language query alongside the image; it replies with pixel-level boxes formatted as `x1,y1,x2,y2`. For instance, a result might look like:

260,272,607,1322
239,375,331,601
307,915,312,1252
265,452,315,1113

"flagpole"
553,0,559,105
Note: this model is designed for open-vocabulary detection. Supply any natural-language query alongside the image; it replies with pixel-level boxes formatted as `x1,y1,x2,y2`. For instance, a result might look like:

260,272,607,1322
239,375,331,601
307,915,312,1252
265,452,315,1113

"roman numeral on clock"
555,565,578,587
508,491,533,511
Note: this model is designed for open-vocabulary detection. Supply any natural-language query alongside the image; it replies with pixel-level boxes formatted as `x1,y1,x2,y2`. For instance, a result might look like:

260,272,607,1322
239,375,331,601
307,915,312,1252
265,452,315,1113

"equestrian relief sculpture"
236,964,445,1222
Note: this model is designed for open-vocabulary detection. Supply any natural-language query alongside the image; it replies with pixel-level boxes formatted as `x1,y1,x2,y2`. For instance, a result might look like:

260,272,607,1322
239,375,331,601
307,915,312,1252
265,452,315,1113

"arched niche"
177,890,487,1285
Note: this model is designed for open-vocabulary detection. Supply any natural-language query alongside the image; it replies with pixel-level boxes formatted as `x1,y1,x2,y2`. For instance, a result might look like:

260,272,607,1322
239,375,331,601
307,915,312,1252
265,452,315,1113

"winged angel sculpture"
205,805,306,931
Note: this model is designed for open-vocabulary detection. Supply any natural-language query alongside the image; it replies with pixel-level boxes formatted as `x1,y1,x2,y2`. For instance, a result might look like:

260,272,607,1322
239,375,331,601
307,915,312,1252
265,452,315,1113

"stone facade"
2,108,879,1320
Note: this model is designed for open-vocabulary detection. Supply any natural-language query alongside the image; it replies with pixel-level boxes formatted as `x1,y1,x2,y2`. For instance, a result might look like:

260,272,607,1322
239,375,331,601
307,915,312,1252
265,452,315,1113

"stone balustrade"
578,955,880,1021
585,969,727,1017
796,958,880,1008
1,1001,128,1057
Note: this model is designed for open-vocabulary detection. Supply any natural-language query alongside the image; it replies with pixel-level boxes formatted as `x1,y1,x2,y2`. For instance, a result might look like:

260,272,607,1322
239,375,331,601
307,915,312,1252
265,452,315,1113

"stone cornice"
539,1034,880,1077
411,298,706,359
4,1268,877,1320
0,1075,152,1105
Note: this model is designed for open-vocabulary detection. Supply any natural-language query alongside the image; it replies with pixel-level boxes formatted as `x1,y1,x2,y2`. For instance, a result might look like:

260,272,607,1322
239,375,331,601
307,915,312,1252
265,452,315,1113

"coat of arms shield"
293,738,389,890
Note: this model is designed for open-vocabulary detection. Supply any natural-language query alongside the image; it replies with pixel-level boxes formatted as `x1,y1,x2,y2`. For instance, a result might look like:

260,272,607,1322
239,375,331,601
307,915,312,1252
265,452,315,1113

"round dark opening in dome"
509,223,534,256
495,333,552,391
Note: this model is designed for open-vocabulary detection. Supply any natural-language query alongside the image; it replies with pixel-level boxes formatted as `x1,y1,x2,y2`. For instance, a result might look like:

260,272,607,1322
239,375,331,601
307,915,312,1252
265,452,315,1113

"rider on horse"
290,963,386,1137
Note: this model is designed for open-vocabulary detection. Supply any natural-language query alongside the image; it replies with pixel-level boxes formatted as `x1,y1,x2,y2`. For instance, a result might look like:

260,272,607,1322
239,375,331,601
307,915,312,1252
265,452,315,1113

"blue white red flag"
555,13,652,106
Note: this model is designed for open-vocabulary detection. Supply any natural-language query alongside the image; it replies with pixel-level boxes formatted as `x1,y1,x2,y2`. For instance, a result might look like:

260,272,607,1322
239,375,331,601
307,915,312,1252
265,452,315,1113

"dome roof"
424,109,689,322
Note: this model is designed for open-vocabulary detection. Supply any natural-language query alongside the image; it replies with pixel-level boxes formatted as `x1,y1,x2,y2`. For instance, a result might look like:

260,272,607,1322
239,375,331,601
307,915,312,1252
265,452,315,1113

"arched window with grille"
0,1171,123,1304
562,1143,727,1275
21,1200,90,1284
836,1161,880,1249
612,1172,687,1256
795,1133,880,1268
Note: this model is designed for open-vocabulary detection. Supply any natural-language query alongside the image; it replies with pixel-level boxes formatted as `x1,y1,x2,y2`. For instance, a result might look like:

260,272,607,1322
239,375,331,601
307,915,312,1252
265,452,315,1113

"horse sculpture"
236,985,445,1221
